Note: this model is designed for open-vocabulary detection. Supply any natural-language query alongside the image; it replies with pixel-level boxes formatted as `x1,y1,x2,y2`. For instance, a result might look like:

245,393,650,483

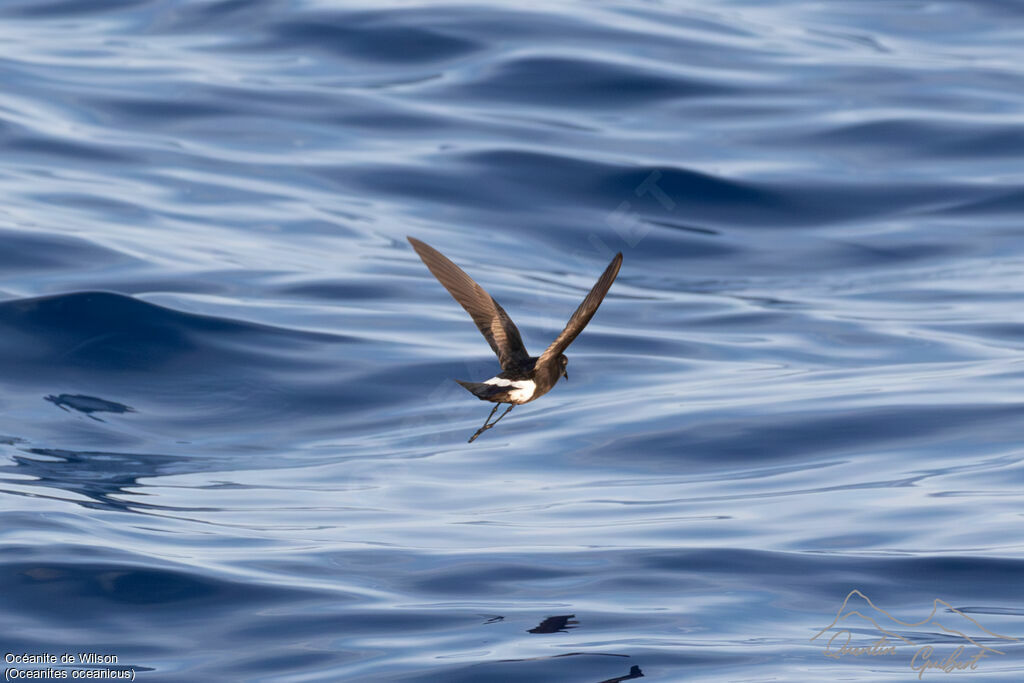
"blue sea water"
1,0,1023,680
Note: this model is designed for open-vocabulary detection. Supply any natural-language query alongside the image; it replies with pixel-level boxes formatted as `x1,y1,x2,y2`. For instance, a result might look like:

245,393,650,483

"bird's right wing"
408,237,530,370
538,252,622,367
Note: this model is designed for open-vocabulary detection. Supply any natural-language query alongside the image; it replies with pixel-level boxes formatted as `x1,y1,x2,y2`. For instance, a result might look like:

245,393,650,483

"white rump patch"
484,376,536,402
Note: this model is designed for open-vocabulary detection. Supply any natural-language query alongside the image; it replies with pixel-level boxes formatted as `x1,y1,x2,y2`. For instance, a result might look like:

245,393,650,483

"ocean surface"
1,1,1023,681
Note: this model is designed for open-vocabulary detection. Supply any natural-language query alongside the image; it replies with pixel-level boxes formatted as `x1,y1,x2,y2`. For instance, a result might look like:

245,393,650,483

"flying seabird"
408,236,622,442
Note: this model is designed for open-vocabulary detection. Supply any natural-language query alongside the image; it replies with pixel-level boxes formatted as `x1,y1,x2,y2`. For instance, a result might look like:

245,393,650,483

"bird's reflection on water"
529,614,580,633
597,664,644,683
45,393,135,421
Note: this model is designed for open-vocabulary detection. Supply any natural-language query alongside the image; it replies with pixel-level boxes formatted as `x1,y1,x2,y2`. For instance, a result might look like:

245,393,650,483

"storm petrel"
408,236,622,442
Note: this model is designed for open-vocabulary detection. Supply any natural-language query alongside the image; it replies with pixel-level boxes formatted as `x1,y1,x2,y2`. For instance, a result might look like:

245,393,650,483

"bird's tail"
455,380,505,402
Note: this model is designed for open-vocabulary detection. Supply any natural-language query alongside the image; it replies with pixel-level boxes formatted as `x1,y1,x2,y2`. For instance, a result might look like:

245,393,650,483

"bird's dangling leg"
468,403,514,443
490,404,515,427
468,403,500,443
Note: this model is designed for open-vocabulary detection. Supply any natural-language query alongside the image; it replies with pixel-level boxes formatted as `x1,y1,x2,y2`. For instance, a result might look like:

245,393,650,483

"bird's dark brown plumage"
408,235,621,441
537,252,622,371
407,237,530,371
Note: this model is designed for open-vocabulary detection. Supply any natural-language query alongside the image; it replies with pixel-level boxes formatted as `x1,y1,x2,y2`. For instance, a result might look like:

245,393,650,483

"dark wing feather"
408,237,529,370
538,252,622,367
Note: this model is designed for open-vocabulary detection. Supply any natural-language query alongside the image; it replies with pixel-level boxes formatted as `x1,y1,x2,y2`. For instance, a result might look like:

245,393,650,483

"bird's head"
559,354,568,381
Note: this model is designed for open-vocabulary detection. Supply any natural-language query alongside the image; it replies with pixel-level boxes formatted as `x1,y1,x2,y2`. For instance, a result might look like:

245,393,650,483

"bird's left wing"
408,237,530,370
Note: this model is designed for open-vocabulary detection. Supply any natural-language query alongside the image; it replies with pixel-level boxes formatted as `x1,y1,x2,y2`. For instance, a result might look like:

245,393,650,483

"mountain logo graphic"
811,589,1019,677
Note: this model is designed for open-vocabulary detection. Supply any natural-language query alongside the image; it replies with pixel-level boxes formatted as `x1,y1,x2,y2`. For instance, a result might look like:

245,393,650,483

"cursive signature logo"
811,590,1018,678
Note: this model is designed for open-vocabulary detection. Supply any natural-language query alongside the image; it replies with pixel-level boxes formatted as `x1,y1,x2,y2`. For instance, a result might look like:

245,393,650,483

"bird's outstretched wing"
408,237,530,370
538,252,622,367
